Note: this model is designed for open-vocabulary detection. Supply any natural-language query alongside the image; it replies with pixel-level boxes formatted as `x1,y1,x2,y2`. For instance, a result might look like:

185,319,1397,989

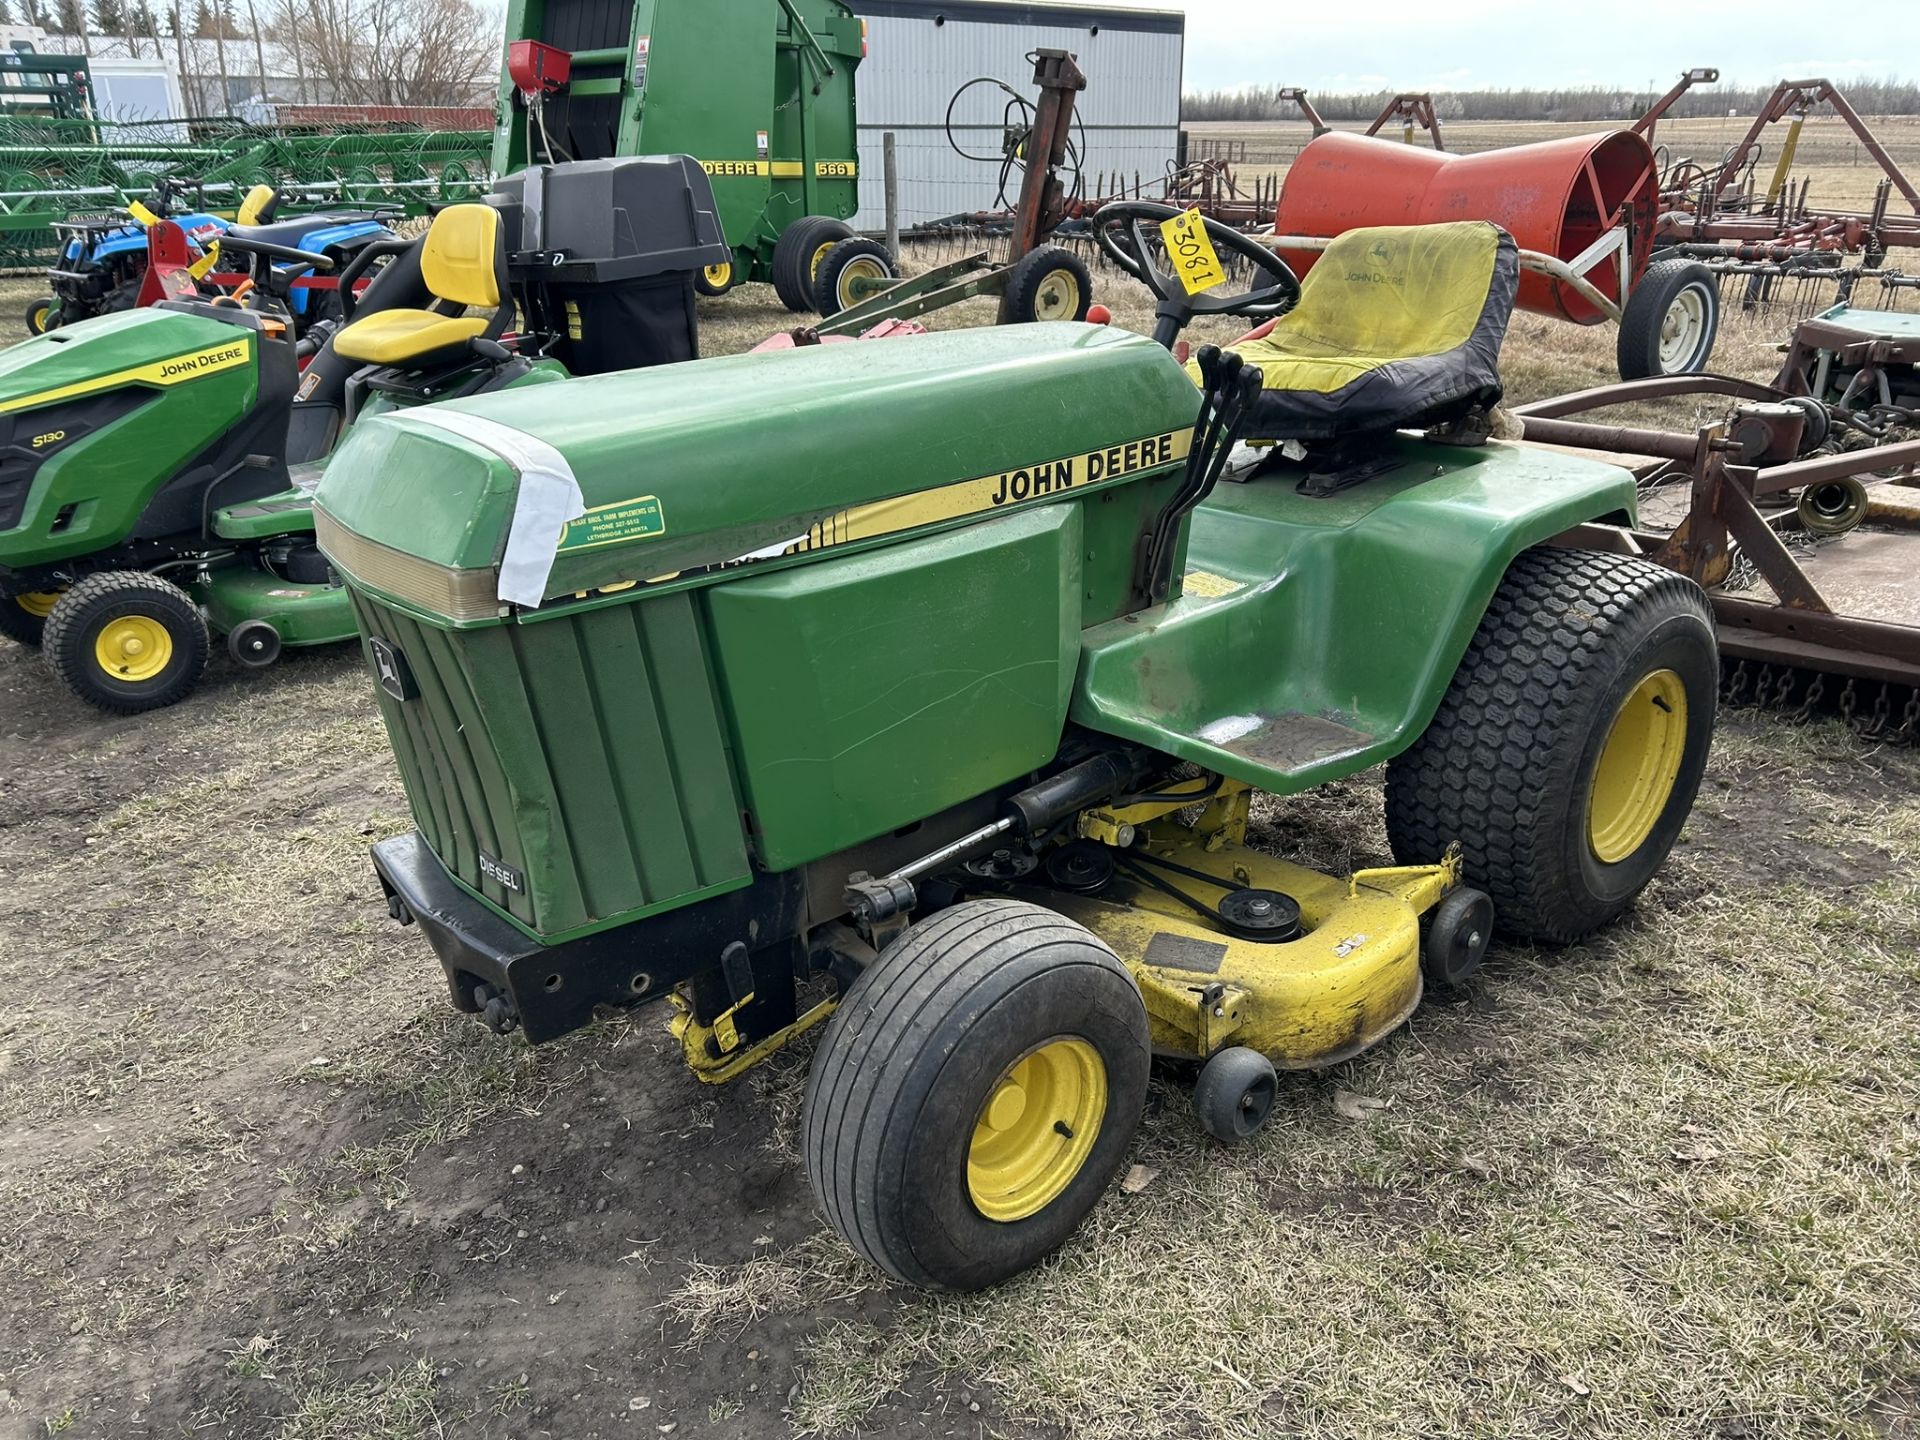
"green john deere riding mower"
317,207,1716,1291
0,157,726,713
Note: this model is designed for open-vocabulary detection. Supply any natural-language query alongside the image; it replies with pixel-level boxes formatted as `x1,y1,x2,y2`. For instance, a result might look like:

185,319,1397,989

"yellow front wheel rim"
94,615,174,683
1588,668,1688,863
968,1036,1107,1223
16,589,62,618
702,261,732,289
1033,270,1082,321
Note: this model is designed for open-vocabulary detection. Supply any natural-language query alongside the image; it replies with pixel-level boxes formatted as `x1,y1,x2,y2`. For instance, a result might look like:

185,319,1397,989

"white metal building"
846,0,1184,229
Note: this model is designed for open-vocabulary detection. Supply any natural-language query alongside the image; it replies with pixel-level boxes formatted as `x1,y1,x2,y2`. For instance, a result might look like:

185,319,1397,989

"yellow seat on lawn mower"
1206,220,1519,441
333,203,510,369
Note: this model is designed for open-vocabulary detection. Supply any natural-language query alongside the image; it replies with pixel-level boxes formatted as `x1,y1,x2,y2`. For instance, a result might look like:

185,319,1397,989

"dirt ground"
4,229,1920,1439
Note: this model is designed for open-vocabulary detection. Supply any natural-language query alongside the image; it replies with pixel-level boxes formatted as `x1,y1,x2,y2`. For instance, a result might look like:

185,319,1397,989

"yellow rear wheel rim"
702,261,732,289
94,615,174,683
809,240,837,278
16,589,62,618
1588,668,1688,863
967,1036,1106,1223
1034,270,1082,321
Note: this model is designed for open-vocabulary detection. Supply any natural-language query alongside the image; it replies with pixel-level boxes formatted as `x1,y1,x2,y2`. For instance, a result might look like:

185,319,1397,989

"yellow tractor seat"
1203,221,1519,442
333,203,511,370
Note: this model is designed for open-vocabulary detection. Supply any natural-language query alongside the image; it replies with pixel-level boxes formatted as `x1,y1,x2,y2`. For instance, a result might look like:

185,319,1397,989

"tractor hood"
0,307,256,418
314,323,1203,624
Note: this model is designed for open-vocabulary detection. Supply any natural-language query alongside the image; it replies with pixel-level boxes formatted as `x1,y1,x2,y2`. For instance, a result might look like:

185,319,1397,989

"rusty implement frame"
1514,382,1920,694
1364,94,1445,151
817,49,1085,337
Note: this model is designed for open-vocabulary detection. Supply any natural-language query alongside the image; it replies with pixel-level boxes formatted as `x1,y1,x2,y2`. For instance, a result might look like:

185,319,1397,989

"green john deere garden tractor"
0,157,726,712
319,209,1717,1291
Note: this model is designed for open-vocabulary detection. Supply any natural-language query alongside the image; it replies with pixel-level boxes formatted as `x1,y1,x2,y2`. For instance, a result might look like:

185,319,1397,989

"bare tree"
274,0,498,107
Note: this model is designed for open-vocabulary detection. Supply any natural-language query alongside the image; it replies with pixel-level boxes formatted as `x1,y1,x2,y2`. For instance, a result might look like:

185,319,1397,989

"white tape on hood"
397,406,587,608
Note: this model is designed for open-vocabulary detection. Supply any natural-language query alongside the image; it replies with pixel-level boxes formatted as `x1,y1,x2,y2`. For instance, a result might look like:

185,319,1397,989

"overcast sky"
1095,0,1909,94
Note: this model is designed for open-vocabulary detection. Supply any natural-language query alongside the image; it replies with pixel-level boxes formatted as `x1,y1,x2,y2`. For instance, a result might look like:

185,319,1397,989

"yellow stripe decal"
640,429,1191,587
0,340,252,415
770,161,804,178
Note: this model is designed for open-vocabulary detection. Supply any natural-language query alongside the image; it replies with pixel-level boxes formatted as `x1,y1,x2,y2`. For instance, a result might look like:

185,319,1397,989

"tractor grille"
0,466,27,531
349,588,752,938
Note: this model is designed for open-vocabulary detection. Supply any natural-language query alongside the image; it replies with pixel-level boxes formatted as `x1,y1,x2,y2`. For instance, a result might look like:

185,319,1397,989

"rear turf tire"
772,216,855,313
803,898,1149,1291
43,571,210,714
998,246,1093,324
1384,548,1716,943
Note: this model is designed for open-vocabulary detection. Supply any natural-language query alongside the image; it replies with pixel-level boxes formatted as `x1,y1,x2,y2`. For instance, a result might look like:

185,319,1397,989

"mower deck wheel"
802,898,1149,1291
43,570,210,714
812,237,898,316
0,587,64,646
1617,258,1719,379
1384,547,1715,942
1192,1045,1278,1143
227,618,284,669
25,295,55,335
1422,886,1494,990
772,216,855,313
998,245,1094,325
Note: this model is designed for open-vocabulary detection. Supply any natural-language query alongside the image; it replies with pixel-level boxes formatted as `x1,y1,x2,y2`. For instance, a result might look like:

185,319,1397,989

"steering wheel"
213,232,334,314
1093,201,1300,348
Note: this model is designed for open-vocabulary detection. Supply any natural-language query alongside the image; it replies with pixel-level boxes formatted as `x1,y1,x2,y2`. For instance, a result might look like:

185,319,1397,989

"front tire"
42,571,210,713
25,295,55,335
694,258,738,298
1617,258,1719,379
1385,548,1716,942
803,898,1150,1291
0,588,64,646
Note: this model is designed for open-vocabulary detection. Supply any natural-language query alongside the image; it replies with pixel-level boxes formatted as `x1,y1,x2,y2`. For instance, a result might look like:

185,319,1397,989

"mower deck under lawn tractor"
319,212,1718,1291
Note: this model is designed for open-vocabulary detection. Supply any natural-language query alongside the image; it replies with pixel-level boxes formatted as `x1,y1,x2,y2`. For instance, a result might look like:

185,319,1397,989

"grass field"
3,170,1920,1439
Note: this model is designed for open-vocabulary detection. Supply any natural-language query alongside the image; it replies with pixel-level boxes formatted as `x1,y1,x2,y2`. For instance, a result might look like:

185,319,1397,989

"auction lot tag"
1159,207,1227,295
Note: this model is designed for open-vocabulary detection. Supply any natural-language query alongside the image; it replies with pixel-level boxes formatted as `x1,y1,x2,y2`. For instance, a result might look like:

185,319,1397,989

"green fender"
1071,436,1640,795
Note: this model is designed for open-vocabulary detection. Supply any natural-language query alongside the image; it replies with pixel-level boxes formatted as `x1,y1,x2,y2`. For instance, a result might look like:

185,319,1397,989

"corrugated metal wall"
847,1,1183,229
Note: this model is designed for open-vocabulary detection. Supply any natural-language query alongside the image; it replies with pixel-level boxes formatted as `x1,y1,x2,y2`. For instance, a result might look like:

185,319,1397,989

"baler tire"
812,237,897,316
802,898,1150,1291
1617,258,1719,379
998,246,1093,324
772,216,855,312
43,570,209,714
1384,547,1716,944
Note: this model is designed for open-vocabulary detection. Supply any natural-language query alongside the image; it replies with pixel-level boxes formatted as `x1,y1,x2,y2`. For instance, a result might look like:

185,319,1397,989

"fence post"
883,131,899,256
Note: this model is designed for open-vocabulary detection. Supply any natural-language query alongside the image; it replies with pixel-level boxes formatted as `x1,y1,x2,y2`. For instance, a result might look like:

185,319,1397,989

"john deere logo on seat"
370,636,417,702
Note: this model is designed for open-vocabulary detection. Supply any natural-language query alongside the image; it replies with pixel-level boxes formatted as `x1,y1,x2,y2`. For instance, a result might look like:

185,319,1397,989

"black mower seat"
225,215,373,251
1207,221,1519,442
331,203,510,369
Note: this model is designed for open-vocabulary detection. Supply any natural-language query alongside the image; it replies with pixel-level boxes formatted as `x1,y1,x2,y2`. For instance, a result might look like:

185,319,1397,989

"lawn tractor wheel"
25,295,55,335
1384,548,1715,943
1192,1046,1278,1144
1422,887,1494,990
803,898,1150,1291
694,256,738,297
1796,476,1869,537
998,246,1094,325
0,587,64,646
1617,258,1719,379
772,216,855,312
812,237,897,316
43,571,209,714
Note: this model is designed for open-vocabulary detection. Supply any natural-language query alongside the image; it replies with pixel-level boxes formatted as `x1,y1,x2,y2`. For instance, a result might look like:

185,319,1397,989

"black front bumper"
370,832,802,1044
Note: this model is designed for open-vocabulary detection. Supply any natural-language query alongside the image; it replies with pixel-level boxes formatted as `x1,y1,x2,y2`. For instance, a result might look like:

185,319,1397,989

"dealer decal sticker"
558,495,667,551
